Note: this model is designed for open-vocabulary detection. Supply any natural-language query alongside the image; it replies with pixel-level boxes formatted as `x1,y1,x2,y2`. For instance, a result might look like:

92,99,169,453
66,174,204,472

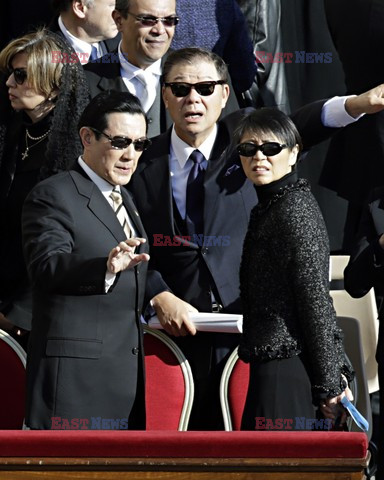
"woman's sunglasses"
127,12,179,27
8,68,27,85
91,128,152,152
237,142,288,157
164,80,226,97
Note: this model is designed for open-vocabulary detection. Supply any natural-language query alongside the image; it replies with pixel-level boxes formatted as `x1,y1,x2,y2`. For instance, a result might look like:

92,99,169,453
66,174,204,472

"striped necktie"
110,187,131,239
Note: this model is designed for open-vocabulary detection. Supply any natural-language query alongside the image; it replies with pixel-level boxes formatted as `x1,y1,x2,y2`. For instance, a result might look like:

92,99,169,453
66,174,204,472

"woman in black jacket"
236,108,353,430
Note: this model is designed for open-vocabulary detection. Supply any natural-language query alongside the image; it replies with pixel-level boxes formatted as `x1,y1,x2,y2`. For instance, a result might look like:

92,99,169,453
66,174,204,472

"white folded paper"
148,312,243,333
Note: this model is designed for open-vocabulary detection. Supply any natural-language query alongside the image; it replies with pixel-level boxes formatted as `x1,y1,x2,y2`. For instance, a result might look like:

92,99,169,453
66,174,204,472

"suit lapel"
138,132,175,233
98,75,128,93
203,122,231,232
69,168,125,242
121,188,145,238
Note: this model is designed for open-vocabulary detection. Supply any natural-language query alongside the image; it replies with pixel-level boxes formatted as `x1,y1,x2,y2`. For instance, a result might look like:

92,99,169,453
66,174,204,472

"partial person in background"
236,108,354,430
170,0,257,106
237,0,290,113
344,196,384,480
50,0,120,64
319,0,384,253
85,0,179,137
0,29,89,345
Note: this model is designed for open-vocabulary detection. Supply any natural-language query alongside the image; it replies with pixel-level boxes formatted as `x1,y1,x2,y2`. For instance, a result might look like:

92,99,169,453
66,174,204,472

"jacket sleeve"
344,192,384,298
281,194,352,401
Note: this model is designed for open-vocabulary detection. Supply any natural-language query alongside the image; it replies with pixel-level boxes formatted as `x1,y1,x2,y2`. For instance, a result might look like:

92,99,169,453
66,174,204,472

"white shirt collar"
170,124,218,168
58,16,99,64
78,156,116,197
118,41,162,80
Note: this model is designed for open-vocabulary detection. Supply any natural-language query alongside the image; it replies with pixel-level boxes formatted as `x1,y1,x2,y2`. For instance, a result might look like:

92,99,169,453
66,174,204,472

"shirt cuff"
105,271,116,293
322,95,365,128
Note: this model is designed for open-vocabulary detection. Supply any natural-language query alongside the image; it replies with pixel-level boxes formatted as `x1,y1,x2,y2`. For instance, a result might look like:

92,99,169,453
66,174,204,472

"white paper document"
148,312,243,333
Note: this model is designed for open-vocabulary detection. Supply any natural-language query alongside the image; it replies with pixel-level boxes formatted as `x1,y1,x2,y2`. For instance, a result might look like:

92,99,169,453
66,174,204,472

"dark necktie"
185,150,205,236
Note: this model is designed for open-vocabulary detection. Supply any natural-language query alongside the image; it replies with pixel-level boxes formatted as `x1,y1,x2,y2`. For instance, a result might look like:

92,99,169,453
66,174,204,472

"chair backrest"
143,326,194,431
330,255,379,394
336,316,372,439
220,347,249,431
0,329,26,429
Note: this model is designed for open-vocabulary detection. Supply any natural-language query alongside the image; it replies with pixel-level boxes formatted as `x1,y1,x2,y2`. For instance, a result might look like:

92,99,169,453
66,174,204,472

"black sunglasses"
8,67,27,85
237,142,288,157
164,81,226,97
91,128,152,152
127,12,179,27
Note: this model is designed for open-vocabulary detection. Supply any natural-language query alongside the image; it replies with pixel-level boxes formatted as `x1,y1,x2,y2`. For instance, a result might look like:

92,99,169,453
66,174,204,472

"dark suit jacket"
320,0,384,205
22,164,164,429
344,187,384,366
84,52,241,138
128,100,334,314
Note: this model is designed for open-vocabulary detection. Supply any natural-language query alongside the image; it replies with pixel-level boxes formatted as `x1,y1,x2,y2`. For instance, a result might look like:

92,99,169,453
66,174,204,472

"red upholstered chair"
220,346,249,431
143,326,194,431
0,329,26,429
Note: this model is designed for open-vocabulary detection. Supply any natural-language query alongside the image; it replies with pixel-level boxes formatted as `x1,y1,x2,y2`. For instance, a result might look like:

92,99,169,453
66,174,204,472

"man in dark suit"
320,0,384,252
51,0,120,64
128,47,384,429
21,91,189,430
344,191,384,480
84,0,177,137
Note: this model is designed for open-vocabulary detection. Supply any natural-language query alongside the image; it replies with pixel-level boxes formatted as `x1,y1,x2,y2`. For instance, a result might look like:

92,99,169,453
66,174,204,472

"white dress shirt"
169,126,217,219
118,41,162,112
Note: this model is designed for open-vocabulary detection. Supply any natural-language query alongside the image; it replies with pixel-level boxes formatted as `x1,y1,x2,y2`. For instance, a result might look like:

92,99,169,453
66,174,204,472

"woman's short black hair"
78,90,148,136
235,107,303,153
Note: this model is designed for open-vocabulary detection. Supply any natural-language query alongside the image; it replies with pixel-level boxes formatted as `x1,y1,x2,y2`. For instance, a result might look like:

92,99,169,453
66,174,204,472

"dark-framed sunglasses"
90,128,152,152
237,142,288,157
127,12,179,27
164,80,226,97
8,67,27,85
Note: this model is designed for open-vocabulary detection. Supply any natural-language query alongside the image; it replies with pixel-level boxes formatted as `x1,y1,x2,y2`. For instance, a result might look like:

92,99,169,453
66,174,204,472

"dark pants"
241,355,316,431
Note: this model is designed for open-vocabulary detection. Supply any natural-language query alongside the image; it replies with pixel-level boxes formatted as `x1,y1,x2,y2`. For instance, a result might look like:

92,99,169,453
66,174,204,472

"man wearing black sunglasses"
21,91,187,430
128,46,384,430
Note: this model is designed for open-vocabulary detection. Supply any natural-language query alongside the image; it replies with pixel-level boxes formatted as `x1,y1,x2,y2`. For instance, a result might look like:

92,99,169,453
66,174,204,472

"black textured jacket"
239,173,353,402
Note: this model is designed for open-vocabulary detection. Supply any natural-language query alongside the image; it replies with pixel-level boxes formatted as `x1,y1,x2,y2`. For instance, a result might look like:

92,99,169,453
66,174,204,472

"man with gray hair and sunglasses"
128,46,384,430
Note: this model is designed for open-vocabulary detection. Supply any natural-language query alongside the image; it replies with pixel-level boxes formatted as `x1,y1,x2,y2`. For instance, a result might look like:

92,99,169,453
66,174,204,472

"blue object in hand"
341,396,369,432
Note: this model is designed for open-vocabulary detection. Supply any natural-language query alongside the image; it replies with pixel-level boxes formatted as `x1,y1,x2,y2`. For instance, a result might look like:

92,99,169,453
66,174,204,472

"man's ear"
112,10,123,31
79,126,93,147
162,85,169,109
72,0,87,19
